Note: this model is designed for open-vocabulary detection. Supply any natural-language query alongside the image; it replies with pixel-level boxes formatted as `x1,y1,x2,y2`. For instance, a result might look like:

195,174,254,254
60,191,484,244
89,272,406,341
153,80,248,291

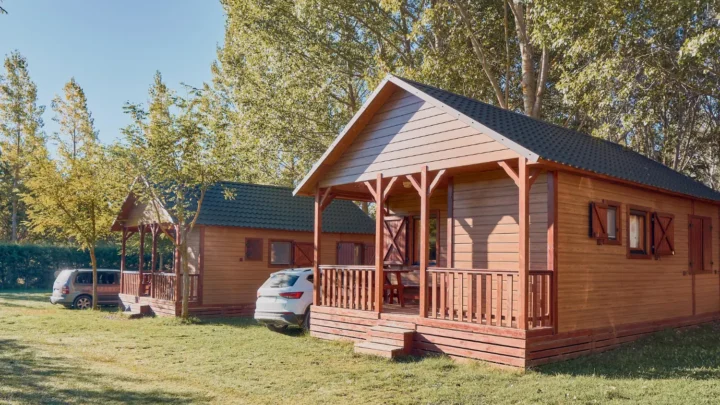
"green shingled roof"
196,182,374,234
395,77,720,202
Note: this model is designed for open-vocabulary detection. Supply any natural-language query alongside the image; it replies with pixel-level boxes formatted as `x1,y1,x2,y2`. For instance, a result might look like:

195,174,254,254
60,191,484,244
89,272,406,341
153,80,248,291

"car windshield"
261,273,300,288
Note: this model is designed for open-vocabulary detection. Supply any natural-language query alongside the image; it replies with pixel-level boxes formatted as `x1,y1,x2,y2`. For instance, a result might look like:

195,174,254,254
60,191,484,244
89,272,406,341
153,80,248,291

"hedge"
0,244,153,290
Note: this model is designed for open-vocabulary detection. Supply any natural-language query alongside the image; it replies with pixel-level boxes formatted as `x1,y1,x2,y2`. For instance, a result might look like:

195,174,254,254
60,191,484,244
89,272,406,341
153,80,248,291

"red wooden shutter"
590,202,609,241
245,238,263,261
293,242,314,267
652,213,675,256
702,218,713,271
688,216,703,273
337,242,356,265
383,216,408,265
363,244,375,266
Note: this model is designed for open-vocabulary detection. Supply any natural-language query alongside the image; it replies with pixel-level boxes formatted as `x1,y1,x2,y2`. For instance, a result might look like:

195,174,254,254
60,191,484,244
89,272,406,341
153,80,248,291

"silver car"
50,269,121,309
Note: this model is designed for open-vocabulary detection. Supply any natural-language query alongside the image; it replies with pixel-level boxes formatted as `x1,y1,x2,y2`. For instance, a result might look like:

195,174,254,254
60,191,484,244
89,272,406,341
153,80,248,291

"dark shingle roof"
396,77,720,201
196,182,374,234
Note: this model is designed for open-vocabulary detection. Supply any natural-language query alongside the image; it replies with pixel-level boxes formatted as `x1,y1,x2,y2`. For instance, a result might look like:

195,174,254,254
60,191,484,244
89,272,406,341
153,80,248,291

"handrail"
319,265,375,270
429,267,518,275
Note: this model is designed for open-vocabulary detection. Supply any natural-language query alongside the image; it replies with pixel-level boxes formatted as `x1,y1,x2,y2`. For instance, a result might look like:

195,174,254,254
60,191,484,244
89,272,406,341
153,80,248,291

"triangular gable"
110,192,173,231
293,75,537,196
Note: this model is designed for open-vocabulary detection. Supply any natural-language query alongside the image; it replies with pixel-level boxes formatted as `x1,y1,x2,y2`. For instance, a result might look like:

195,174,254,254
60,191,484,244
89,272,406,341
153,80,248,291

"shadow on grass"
0,290,50,303
536,323,720,380
0,338,210,404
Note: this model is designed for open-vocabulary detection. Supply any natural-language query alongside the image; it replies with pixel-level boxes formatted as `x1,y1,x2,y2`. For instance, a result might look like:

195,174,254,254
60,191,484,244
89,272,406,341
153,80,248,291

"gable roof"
295,75,720,202
196,182,374,234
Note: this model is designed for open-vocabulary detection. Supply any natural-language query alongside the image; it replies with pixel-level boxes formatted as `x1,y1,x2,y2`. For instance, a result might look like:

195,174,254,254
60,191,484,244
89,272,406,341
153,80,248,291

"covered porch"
117,223,200,313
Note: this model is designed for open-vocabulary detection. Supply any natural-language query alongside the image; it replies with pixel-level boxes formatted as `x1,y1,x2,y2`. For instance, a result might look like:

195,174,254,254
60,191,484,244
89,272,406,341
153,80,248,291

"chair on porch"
383,269,405,306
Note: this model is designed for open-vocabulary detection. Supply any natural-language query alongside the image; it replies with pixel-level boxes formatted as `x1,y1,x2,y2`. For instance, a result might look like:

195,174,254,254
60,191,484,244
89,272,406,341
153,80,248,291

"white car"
255,268,313,331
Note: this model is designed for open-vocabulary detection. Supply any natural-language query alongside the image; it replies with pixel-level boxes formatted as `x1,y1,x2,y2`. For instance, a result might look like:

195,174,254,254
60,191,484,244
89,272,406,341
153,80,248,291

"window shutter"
293,242,314,267
688,216,703,272
652,213,675,256
245,238,263,261
363,244,375,266
703,218,713,271
337,242,356,265
590,202,609,241
383,216,408,265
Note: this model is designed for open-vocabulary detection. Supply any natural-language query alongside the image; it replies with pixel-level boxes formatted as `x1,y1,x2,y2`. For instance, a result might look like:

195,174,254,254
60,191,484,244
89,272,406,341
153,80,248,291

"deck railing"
120,272,199,303
318,265,376,311
121,271,140,295
427,268,553,330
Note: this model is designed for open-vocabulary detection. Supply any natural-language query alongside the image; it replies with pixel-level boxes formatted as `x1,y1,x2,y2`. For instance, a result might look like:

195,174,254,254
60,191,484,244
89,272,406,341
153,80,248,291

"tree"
0,51,44,242
123,72,239,318
23,78,126,309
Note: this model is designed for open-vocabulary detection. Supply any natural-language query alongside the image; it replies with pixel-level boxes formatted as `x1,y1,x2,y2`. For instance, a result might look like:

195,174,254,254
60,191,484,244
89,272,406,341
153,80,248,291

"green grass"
1,291,719,404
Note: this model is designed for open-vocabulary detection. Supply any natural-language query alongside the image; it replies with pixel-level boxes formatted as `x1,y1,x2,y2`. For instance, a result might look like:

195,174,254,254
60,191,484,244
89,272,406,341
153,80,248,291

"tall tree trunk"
90,246,98,310
181,227,190,319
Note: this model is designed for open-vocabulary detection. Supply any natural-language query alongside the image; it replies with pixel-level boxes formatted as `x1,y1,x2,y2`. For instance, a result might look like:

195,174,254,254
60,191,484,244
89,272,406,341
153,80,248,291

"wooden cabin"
293,75,720,368
112,182,375,317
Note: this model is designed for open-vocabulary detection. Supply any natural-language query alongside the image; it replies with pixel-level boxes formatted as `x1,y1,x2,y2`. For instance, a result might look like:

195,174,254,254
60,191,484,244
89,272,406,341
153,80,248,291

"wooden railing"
528,270,553,328
427,268,554,330
121,272,199,303
121,271,140,295
319,265,376,311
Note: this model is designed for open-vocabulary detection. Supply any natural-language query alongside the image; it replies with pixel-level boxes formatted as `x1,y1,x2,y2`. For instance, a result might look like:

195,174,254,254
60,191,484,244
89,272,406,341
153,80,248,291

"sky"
0,0,225,146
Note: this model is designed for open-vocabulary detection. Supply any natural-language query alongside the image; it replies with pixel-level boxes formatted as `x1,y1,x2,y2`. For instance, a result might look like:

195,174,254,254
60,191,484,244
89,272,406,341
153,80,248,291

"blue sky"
0,0,225,145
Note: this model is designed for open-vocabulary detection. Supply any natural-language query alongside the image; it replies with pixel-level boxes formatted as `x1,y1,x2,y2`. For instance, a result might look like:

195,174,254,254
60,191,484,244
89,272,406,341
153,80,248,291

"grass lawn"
1,292,719,404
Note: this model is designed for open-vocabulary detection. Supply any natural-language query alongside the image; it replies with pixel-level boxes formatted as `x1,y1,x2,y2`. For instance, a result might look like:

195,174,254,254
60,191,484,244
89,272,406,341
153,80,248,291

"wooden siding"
453,170,548,271
557,172,720,333
320,89,518,187
203,226,374,306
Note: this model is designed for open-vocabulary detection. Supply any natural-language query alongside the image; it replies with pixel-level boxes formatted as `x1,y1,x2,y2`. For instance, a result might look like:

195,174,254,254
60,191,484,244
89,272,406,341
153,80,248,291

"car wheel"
266,324,289,332
302,307,311,331
73,295,92,310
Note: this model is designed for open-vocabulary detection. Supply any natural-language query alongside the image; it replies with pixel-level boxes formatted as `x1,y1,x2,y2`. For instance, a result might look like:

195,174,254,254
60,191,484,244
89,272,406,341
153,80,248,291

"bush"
0,244,151,290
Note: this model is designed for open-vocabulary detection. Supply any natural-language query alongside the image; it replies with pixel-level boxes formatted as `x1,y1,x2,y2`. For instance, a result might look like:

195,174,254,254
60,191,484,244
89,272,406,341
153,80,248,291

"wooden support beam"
547,171,559,332
150,224,158,298
363,181,378,201
138,225,145,282
498,160,519,186
319,187,333,210
374,173,385,313
528,168,541,189
174,225,181,304
518,158,530,330
198,225,205,306
419,166,429,317
446,177,454,268
120,226,127,293
313,188,322,306
382,176,399,202
428,169,446,197
405,174,421,195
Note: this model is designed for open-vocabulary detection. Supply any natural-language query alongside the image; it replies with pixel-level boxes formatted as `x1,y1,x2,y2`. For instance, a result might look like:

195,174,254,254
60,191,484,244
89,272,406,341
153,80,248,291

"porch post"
150,225,158,298
374,173,384,313
313,188,322,306
419,166,429,317
120,226,127,294
138,225,145,296
518,158,530,330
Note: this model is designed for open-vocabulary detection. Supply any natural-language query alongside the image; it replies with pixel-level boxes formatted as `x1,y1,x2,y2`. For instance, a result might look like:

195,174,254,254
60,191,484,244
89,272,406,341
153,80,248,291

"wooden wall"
557,171,720,333
453,169,548,271
320,89,517,187
202,226,374,306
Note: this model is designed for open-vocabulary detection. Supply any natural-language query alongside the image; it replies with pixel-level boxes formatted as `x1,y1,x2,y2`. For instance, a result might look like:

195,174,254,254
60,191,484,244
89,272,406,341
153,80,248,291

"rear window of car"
55,270,74,284
262,273,300,288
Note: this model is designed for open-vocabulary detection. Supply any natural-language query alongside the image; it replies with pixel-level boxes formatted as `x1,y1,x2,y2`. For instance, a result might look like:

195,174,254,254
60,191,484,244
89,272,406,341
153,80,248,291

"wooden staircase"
354,322,415,359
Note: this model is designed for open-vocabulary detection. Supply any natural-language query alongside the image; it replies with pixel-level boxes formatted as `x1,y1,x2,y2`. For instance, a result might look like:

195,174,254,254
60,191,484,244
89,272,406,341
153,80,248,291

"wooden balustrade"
121,271,140,295
319,265,376,311
427,268,554,330
122,271,199,303
528,270,553,328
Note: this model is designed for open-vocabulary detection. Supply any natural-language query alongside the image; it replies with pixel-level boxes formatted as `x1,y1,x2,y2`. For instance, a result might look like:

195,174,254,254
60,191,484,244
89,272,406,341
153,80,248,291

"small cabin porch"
117,223,201,316
309,159,558,367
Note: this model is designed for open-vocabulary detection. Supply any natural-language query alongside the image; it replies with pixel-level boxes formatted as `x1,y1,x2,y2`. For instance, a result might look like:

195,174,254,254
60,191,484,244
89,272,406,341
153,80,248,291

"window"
98,272,117,285
589,200,621,245
75,272,92,284
627,206,651,259
270,241,292,266
261,273,299,288
245,238,263,261
688,215,713,273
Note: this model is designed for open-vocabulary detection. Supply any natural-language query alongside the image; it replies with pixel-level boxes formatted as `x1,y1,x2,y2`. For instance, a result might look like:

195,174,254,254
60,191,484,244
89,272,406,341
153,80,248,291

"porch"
309,157,558,366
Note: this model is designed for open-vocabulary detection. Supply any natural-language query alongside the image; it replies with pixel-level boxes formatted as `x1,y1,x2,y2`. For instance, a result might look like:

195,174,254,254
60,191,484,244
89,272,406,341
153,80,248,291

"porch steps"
353,325,415,359
125,304,152,319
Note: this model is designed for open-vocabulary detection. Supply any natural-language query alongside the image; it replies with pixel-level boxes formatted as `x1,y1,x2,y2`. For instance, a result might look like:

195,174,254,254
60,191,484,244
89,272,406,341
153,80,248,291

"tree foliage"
22,78,126,309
